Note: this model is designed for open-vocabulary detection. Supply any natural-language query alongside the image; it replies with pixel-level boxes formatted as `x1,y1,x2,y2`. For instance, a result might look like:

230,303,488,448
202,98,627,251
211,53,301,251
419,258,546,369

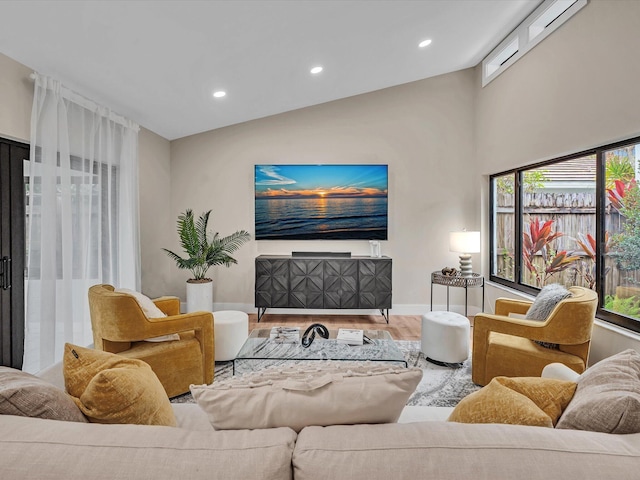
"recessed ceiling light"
418,39,432,48
310,66,323,74
213,90,226,98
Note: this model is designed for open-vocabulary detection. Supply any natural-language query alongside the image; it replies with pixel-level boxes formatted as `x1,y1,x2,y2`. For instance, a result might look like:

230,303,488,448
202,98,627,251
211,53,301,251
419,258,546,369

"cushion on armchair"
525,284,573,321
114,288,179,342
526,284,572,349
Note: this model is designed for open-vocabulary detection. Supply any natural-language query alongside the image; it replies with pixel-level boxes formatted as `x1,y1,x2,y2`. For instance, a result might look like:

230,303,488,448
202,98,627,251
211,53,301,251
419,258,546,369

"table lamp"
449,230,480,277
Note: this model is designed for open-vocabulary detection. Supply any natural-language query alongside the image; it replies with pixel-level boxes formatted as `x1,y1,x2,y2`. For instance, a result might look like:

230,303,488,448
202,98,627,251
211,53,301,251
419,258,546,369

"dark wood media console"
255,254,392,323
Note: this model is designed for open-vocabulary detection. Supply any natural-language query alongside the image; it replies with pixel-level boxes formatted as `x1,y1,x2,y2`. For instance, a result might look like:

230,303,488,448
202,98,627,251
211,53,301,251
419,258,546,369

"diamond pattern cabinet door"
290,259,324,308
324,259,358,308
358,258,392,309
255,258,289,308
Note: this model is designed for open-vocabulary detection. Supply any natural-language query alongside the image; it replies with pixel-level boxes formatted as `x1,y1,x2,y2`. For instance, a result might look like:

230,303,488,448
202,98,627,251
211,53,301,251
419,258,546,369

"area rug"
398,341,480,406
171,341,480,407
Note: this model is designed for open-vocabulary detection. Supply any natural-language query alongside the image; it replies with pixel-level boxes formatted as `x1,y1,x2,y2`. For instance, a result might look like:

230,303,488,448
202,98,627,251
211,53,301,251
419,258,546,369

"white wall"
138,128,173,298
475,0,640,361
168,69,480,312
476,0,640,174
0,52,32,143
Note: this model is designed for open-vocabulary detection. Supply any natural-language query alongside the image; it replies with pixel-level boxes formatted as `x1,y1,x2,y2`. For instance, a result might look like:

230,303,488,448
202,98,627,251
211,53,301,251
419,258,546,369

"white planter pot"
186,280,213,313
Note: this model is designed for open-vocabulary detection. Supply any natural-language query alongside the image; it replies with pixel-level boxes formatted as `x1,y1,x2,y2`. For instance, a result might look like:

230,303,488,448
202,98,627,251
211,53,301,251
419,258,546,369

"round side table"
430,271,484,316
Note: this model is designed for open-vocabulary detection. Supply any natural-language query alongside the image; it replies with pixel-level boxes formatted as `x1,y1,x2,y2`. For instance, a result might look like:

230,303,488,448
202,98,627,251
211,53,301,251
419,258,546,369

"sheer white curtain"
24,73,140,373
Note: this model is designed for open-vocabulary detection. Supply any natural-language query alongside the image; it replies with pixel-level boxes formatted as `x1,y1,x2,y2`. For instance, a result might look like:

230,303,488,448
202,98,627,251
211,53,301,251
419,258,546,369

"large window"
25,154,119,280
602,144,640,328
491,172,516,282
490,137,640,332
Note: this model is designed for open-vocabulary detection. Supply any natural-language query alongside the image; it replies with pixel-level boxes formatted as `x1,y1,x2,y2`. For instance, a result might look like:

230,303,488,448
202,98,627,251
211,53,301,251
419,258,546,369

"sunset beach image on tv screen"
254,164,388,240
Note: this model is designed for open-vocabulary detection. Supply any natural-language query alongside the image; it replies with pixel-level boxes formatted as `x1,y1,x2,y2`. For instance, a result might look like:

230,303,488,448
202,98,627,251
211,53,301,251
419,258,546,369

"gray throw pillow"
0,366,87,422
556,349,640,433
526,284,572,349
526,284,572,321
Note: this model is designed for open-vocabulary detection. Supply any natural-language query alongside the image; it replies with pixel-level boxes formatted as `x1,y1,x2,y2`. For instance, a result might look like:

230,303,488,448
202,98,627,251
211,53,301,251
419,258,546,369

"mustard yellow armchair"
472,286,598,386
88,284,214,397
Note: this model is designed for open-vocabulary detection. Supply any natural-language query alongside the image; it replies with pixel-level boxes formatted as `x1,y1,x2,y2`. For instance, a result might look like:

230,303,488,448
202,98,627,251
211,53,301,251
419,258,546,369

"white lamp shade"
449,231,480,253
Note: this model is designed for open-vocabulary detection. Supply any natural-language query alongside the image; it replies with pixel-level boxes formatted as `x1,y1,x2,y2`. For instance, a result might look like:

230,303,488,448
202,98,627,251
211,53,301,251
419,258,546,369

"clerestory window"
482,0,588,86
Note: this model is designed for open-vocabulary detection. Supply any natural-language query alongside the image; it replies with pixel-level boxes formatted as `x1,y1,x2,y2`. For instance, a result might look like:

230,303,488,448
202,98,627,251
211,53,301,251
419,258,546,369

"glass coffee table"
233,328,407,375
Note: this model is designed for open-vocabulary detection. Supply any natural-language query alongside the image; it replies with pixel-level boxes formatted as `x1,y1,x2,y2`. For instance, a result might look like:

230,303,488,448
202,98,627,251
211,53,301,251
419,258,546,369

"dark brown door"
0,138,28,369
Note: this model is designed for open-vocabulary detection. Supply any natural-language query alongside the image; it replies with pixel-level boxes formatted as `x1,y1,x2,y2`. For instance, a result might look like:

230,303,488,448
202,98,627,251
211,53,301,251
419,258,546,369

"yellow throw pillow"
448,376,576,428
497,376,576,425
63,343,176,426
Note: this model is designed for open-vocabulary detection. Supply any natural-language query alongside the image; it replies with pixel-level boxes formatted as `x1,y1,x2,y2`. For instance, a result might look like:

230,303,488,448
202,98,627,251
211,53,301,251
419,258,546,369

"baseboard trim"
182,302,482,317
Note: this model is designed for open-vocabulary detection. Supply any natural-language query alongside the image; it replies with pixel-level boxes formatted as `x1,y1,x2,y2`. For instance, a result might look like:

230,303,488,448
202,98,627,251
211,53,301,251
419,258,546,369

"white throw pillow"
114,288,180,342
191,362,422,432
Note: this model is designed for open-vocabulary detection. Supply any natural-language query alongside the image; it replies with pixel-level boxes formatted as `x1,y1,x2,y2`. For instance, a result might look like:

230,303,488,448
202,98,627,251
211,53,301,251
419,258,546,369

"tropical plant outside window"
603,146,640,322
519,158,596,289
492,157,596,289
491,173,515,281
490,137,640,333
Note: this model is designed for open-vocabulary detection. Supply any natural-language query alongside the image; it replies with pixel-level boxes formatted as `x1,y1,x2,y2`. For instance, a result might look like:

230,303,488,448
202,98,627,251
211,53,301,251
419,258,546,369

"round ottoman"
213,310,249,361
421,311,470,365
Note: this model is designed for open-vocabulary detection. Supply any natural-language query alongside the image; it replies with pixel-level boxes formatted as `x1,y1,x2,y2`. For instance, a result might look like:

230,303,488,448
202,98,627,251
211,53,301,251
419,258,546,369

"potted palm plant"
163,209,251,312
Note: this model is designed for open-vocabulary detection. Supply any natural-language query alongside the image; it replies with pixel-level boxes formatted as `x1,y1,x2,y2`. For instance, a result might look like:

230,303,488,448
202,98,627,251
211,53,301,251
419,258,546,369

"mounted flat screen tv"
255,164,388,240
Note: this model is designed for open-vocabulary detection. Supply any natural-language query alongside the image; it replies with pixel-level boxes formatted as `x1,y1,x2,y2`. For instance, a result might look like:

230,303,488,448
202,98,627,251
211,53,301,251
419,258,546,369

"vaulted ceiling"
0,1,541,140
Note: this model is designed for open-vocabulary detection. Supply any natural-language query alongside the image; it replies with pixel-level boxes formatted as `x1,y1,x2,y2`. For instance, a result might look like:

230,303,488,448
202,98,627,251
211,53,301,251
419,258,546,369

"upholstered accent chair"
88,284,214,397
472,286,598,386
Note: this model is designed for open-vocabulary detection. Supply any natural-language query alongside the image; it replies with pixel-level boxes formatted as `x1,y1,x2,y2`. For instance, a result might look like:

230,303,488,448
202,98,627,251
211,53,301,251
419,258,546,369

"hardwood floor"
247,312,475,342
248,313,423,341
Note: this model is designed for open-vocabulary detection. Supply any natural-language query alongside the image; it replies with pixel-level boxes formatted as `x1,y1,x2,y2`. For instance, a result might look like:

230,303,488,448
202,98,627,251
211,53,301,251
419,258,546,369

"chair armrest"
474,312,547,339
145,311,214,385
144,311,213,339
541,363,580,382
153,296,181,316
494,297,532,316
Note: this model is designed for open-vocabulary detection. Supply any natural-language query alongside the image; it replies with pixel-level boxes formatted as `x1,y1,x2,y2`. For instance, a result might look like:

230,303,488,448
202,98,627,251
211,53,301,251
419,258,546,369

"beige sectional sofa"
3,401,640,479
1,362,640,479
3,407,640,480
